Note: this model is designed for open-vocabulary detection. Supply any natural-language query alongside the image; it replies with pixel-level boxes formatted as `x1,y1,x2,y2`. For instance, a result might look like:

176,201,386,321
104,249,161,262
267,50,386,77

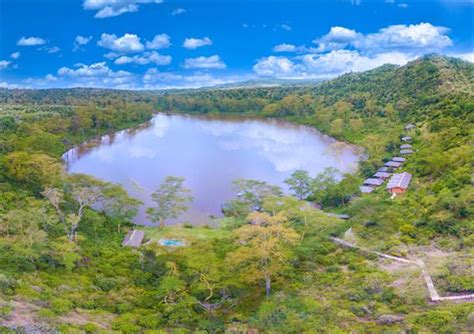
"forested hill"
0,54,473,332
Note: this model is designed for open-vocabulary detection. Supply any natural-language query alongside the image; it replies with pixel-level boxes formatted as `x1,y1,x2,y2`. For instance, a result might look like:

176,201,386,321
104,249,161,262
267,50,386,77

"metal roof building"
400,149,414,155
374,172,392,179
385,161,402,168
122,230,145,247
400,144,412,149
401,136,412,142
392,157,406,162
360,186,375,193
363,178,384,186
387,172,412,193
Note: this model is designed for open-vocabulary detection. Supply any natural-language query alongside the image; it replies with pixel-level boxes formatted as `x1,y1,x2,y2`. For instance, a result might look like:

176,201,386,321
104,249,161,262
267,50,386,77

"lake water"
64,113,361,225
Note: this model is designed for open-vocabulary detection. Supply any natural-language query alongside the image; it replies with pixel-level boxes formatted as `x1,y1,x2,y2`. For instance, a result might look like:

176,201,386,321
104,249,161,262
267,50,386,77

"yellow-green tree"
227,211,299,297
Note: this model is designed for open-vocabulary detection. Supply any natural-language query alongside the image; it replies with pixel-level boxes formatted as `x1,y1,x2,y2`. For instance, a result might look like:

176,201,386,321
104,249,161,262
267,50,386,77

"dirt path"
331,237,474,303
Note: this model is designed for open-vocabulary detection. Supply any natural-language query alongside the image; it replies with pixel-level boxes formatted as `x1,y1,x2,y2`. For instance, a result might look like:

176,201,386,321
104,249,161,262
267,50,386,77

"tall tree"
147,176,193,228
227,211,299,297
233,179,282,212
285,170,313,200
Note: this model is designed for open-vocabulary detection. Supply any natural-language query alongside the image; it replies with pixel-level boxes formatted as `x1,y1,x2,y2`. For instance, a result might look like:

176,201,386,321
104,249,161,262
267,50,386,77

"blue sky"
0,0,473,89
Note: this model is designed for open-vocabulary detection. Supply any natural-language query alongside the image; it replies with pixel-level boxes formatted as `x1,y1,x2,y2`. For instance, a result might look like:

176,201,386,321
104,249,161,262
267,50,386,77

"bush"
50,298,74,314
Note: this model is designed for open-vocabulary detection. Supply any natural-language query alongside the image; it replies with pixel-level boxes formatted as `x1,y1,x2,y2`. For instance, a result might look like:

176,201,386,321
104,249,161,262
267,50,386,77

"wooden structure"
387,172,412,194
122,230,145,247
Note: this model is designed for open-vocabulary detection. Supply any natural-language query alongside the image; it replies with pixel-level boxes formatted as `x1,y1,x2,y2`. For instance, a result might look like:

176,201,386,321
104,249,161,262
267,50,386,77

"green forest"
0,55,473,333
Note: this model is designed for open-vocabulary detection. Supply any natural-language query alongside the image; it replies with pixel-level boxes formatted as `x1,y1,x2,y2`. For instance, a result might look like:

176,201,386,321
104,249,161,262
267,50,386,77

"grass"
142,220,233,245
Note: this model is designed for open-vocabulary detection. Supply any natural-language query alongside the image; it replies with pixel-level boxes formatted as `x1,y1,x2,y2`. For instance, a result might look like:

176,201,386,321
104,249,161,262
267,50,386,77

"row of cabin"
360,125,415,194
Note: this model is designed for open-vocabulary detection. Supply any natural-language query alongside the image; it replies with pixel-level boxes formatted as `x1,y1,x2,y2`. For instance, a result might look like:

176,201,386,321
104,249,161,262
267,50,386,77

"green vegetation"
0,55,473,332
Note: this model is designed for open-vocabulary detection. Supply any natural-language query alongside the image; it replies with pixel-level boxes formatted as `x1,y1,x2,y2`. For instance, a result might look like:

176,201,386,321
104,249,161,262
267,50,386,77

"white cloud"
356,23,452,52
146,34,171,49
74,35,93,51
114,51,171,65
398,3,409,8
58,62,131,78
254,50,414,79
314,23,452,53
83,0,163,19
45,74,57,81
0,82,22,89
10,52,21,59
454,53,474,63
183,37,212,49
41,46,61,54
253,56,295,77
172,8,186,15
17,36,46,46
0,60,12,70
281,24,292,31
184,55,226,69
143,68,241,89
98,33,144,53
273,44,297,52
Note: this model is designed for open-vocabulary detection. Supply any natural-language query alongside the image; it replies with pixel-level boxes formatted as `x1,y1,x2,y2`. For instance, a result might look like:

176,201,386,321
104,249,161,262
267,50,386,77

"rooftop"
400,149,414,155
401,136,412,142
385,161,402,168
405,123,416,130
387,172,412,190
363,178,384,186
122,229,145,247
374,171,392,179
360,186,375,193
377,167,391,172
392,157,406,162
400,144,412,149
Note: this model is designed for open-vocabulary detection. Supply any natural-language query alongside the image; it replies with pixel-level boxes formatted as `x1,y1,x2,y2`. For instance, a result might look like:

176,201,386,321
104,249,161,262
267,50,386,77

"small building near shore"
385,161,402,168
400,144,412,149
387,172,412,194
401,136,412,142
374,172,391,179
405,123,416,131
400,149,414,155
377,166,391,172
363,178,384,187
392,157,406,163
122,230,145,247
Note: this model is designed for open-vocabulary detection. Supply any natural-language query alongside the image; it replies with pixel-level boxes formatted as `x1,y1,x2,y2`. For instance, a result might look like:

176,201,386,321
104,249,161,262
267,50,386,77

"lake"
63,113,362,225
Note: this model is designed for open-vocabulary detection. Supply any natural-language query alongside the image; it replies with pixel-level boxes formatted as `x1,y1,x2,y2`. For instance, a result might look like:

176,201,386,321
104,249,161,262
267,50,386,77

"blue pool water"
159,239,185,247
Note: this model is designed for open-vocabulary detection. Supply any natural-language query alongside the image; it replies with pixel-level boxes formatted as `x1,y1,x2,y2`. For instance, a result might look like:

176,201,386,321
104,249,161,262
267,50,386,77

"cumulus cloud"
10,52,21,59
17,36,46,46
184,55,226,69
114,51,171,65
314,23,452,53
0,60,12,70
183,37,212,49
143,68,240,89
172,8,186,15
146,34,171,49
254,50,414,79
98,33,144,53
253,56,295,77
58,62,131,78
281,24,292,31
73,35,93,51
273,44,298,52
83,0,163,19
41,46,61,54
